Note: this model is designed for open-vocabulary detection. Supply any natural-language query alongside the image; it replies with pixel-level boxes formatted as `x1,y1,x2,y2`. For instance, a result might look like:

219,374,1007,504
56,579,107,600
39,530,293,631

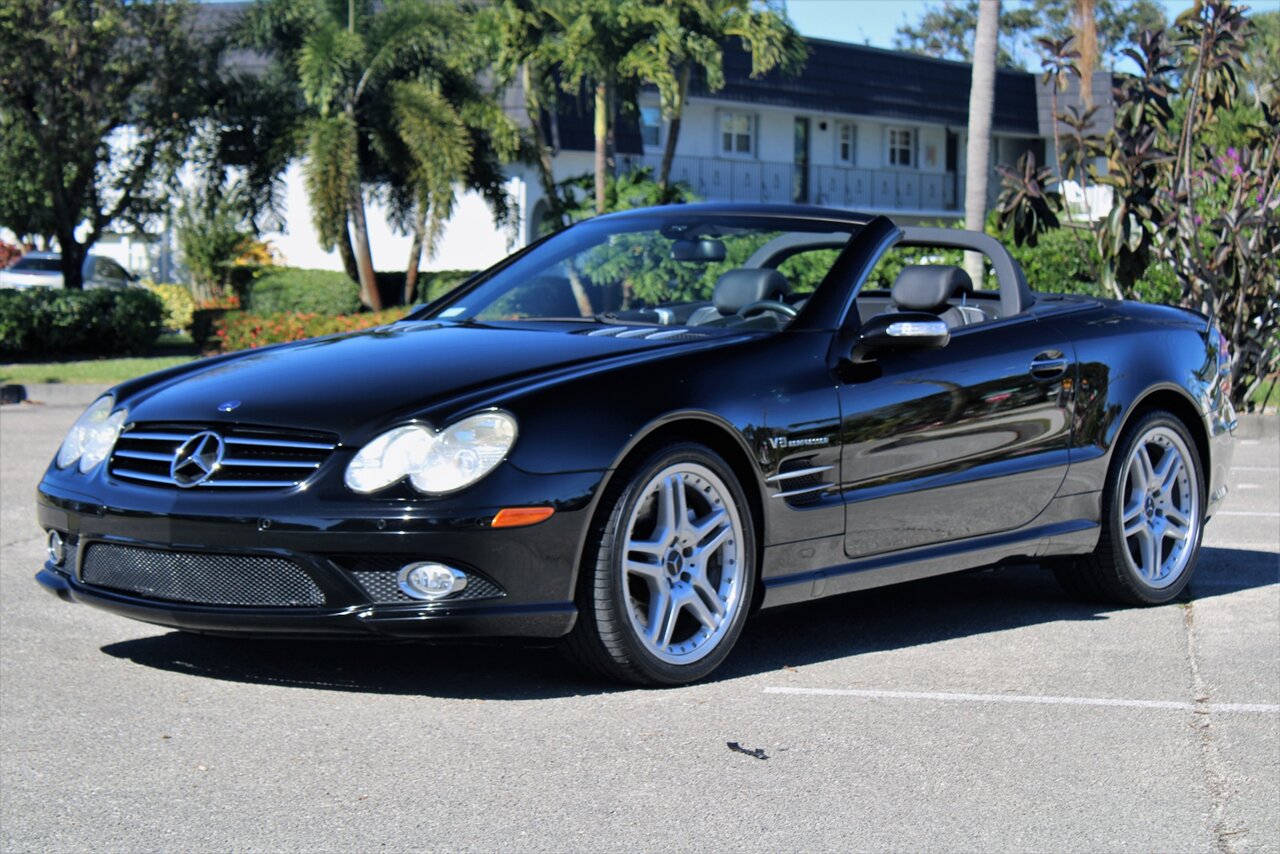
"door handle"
1030,351,1068,380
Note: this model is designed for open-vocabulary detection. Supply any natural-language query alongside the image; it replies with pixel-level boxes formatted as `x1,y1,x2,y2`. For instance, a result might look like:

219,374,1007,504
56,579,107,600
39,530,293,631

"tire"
562,443,756,686
1053,409,1205,605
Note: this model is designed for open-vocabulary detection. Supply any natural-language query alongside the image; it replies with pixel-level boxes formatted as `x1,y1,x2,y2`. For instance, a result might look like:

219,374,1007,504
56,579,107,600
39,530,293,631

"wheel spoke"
1163,518,1190,543
626,536,666,558
692,524,731,563
683,590,719,631
646,589,679,649
691,507,727,540
1155,452,1183,497
657,476,678,542
1135,525,1158,579
625,558,665,584
693,575,726,618
1122,500,1146,536
1131,444,1155,493
1164,505,1190,528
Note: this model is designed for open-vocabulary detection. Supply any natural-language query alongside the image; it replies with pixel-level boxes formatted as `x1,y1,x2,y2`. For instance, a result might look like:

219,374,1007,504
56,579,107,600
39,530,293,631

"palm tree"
964,0,1000,284
625,0,804,192
534,0,646,215
241,0,518,309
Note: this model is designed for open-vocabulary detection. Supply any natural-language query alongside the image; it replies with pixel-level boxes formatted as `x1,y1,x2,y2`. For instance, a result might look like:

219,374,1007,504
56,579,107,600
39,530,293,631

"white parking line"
1237,484,1263,489
763,686,1280,714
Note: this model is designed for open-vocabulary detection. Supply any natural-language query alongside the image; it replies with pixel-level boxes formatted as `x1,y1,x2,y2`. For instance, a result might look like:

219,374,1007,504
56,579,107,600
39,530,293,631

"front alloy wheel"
564,444,755,685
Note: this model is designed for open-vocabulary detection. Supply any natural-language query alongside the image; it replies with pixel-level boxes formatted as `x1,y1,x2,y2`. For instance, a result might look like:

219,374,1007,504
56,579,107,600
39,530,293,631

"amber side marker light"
491,507,556,528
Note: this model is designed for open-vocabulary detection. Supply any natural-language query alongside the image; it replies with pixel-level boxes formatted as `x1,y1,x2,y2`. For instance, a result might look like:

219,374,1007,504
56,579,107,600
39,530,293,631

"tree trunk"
1075,0,1097,109
593,82,608,215
347,185,382,311
523,63,566,231
964,0,999,285
404,202,427,305
57,232,86,290
657,64,690,193
336,215,360,283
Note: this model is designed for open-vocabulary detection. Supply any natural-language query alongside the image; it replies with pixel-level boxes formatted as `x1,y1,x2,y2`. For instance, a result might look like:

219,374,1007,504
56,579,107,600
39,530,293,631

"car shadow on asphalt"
99,546,1278,699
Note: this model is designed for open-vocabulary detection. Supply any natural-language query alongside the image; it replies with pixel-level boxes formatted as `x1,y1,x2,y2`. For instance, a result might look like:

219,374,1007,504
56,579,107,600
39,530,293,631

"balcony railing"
616,153,967,212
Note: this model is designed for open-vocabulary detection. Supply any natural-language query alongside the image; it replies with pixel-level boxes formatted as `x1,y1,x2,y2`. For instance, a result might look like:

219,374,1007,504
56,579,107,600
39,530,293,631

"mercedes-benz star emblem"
170,431,226,487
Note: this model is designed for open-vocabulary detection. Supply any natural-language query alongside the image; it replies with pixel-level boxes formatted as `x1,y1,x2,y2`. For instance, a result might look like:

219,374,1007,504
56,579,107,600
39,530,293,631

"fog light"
397,562,468,600
46,531,65,566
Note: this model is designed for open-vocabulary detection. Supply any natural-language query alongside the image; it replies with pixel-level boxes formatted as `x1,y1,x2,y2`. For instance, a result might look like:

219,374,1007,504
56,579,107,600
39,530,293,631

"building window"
719,111,755,157
887,127,914,167
640,106,661,148
836,122,856,165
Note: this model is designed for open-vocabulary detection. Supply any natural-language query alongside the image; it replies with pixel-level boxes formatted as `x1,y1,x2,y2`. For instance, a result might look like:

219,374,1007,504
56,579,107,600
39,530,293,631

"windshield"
10,256,61,272
427,214,859,330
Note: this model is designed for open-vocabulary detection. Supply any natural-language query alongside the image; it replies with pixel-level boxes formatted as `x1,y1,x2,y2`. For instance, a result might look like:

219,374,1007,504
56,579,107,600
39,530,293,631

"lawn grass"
0,355,196,385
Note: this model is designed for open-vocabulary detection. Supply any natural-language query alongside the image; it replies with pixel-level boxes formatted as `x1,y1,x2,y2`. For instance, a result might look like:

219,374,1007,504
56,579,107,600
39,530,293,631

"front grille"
81,543,325,607
109,422,337,490
333,555,505,604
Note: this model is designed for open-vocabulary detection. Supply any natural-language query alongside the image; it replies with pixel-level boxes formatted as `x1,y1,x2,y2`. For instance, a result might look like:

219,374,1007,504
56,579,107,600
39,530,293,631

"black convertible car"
36,204,1236,685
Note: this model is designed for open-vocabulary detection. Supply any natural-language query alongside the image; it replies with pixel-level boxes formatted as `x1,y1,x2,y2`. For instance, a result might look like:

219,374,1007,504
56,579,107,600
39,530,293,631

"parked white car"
0,251,139,290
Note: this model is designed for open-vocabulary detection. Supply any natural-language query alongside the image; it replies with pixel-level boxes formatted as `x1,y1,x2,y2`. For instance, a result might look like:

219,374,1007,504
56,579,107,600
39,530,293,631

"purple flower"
1233,165,1243,177
1194,214,1203,226
1227,147,1238,159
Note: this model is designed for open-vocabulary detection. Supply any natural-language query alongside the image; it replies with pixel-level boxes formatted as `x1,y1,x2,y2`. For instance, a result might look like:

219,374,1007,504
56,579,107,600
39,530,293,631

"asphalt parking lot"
2,386,1276,853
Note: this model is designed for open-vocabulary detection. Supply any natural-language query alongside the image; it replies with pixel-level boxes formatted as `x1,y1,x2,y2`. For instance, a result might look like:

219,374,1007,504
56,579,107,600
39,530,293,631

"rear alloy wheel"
1053,410,1205,605
563,444,755,685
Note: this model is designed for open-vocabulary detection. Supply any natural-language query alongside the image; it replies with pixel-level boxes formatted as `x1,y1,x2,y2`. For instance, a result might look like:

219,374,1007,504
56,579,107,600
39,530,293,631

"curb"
1234,413,1278,441
2,383,111,409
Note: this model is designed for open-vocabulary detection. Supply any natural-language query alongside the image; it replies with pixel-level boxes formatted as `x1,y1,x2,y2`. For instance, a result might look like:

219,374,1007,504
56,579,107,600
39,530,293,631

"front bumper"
35,467,604,640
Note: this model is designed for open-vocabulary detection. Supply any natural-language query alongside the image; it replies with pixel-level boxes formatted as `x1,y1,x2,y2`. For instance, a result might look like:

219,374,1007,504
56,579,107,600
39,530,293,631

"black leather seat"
890,265,984,328
688,268,791,326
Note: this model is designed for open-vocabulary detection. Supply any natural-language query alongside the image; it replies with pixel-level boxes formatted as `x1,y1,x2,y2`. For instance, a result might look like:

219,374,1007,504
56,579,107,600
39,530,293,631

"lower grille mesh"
81,543,325,607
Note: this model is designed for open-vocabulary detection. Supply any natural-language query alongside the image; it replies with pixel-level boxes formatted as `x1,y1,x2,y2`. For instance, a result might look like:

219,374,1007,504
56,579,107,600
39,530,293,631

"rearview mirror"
849,311,950,363
671,238,727,262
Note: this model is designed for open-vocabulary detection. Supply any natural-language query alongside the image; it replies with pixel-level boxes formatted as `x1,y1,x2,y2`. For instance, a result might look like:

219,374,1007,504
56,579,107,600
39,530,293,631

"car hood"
122,321,717,439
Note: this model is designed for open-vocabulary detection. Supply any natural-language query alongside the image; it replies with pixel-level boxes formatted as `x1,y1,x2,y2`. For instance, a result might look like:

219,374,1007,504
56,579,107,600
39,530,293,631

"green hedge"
247,268,361,315
374,269,478,306
0,288,164,358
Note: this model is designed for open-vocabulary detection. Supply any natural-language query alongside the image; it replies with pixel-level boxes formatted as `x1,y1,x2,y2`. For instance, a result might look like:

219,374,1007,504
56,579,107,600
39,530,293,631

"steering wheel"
737,299,798,319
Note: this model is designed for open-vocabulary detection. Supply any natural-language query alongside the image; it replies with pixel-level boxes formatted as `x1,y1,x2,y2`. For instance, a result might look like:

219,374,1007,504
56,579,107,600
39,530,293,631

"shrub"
214,307,411,352
145,282,196,332
247,268,361,315
0,288,163,358
373,269,478,307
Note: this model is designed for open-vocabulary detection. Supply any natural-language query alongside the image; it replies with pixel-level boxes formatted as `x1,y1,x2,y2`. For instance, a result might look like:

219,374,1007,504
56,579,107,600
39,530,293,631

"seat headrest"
712,268,790,315
891,265,973,313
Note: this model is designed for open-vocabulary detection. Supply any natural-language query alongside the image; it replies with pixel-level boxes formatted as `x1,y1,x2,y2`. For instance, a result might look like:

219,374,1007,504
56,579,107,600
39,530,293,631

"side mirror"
849,311,950,363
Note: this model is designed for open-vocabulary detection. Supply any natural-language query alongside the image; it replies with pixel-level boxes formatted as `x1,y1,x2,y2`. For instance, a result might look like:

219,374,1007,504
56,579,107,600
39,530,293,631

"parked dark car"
35,205,1236,685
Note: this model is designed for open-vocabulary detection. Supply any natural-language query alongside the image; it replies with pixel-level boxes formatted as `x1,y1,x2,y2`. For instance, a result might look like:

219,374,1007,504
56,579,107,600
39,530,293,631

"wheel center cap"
665,550,683,576
1145,496,1156,517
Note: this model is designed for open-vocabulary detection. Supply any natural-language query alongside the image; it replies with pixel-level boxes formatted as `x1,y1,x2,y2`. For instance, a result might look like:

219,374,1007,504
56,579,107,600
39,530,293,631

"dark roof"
693,38,1041,136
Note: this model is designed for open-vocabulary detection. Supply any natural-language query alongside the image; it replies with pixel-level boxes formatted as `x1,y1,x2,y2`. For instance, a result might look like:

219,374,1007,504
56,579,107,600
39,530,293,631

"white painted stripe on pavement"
763,686,1280,714
1217,511,1280,517
1237,484,1263,489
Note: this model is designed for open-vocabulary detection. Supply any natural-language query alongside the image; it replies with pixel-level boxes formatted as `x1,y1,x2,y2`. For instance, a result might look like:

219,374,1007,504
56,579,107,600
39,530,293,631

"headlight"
56,395,128,472
345,411,517,495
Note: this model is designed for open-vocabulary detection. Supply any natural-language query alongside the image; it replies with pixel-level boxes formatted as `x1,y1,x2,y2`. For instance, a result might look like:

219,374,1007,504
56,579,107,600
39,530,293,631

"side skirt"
760,492,1101,608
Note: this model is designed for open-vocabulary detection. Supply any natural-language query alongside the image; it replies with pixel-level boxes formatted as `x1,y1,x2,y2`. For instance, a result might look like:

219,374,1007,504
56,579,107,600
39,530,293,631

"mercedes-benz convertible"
36,204,1236,685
